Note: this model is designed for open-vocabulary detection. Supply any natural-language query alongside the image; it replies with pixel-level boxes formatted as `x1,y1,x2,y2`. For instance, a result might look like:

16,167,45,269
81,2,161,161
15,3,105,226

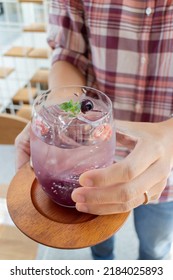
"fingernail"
81,178,93,187
76,203,88,213
72,193,85,203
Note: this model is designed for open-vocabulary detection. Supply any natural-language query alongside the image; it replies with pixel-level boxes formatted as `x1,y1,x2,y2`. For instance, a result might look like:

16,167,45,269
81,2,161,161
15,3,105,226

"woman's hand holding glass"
72,119,173,214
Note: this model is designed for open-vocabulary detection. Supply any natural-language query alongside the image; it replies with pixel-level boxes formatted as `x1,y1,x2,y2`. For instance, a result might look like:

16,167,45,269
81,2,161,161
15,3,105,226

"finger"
75,180,167,215
72,185,120,205
75,192,145,215
79,139,161,188
144,179,167,202
75,159,169,205
75,202,129,215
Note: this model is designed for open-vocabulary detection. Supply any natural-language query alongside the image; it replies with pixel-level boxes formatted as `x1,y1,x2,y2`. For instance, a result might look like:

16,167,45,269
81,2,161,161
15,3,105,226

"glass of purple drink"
30,86,115,207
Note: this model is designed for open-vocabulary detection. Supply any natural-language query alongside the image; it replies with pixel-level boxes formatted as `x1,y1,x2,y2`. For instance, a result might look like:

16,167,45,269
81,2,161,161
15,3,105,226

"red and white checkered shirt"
47,0,173,203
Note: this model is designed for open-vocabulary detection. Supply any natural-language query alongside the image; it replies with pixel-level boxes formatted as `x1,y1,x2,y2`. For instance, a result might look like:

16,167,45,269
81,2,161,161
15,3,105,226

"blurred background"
0,0,50,120
0,0,172,261
0,0,50,260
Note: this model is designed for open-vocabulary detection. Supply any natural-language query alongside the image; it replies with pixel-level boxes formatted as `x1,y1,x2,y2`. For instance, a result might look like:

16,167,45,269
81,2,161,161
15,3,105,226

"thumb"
15,122,31,171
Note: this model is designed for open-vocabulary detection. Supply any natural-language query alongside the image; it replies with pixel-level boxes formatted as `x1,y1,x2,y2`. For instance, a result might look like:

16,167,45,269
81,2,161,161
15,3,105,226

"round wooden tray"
7,163,130,249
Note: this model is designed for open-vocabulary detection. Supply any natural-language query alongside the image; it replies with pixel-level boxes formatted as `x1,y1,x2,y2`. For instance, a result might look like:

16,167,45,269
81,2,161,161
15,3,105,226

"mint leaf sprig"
59,100,81,117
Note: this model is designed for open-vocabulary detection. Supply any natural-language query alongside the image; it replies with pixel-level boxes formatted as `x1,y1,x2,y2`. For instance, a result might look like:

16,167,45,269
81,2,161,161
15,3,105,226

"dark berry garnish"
81,99,94,113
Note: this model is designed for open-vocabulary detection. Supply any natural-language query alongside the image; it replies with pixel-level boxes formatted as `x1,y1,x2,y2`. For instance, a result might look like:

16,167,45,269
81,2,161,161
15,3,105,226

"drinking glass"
30,86,115,207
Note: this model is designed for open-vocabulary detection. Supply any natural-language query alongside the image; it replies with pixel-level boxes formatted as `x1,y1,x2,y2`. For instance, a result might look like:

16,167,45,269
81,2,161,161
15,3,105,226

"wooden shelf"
18,0,43,3
13,87,37,104
23,23,46,33
4,46,33,58
4,46,50,59
0,67,14,78
30,68,49,85
16,105,32,120
28,48,50,59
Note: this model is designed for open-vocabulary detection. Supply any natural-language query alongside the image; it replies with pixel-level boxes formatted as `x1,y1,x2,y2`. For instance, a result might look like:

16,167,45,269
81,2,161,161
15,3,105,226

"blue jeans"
91,202,173,260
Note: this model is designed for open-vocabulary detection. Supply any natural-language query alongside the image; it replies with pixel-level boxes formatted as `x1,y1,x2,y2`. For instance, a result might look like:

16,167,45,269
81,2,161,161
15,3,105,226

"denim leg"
134,202,173,260
91,235,115,260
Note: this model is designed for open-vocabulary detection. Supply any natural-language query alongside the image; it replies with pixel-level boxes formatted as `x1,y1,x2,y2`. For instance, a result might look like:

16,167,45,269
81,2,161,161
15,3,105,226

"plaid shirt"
47,0,173,203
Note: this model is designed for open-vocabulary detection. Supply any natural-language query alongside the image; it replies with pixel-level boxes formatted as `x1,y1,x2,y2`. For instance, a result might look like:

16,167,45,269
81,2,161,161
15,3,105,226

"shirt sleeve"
47,0,90,78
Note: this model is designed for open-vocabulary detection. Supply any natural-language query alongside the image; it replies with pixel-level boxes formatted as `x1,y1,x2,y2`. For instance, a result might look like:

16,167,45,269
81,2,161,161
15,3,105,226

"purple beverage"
30,86,115,207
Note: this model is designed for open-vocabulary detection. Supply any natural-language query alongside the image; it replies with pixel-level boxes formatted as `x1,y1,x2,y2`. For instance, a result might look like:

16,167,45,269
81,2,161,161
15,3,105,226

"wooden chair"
16,104,32,120
0,113,28,144
12,87,37,105
0,113,38,259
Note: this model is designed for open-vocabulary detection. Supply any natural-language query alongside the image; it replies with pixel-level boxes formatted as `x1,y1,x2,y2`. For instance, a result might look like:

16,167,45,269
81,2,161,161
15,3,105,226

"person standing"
16,1,173,259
